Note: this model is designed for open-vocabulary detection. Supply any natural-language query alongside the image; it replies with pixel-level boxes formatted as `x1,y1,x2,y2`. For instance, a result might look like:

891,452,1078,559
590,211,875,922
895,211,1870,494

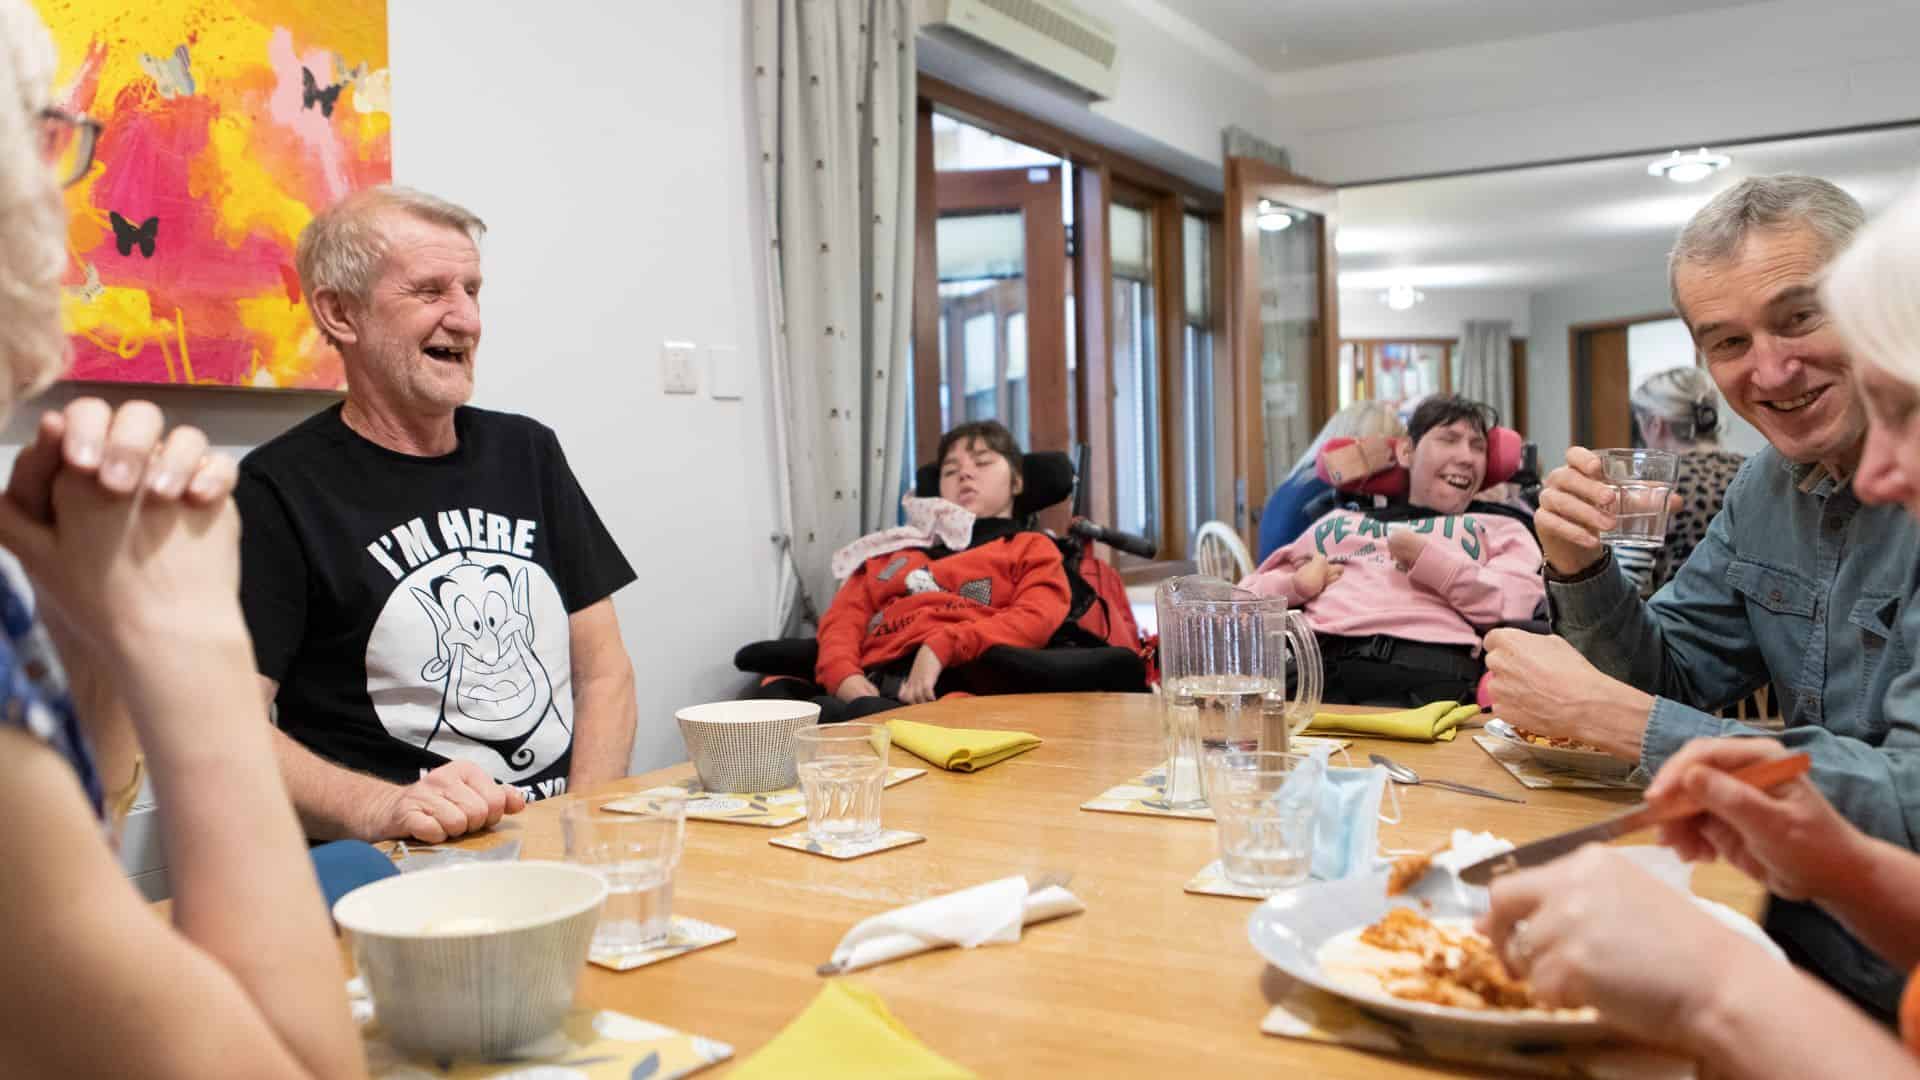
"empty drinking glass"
1203,749,1317,892
561,791,687,957
793,722,890,844
1598,448,1678,548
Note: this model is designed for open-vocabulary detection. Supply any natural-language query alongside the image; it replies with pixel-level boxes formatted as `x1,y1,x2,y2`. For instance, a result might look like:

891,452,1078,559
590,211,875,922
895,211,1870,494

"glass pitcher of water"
1154,576,1322,809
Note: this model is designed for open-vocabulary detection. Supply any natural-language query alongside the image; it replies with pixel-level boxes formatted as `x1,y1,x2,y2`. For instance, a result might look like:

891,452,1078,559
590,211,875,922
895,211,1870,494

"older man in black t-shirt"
236,187,638,843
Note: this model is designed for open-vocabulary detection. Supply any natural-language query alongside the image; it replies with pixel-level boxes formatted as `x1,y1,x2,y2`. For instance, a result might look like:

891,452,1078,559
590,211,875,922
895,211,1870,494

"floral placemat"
1473,734,1646,791
590,915,736,971
354,978,735,1078
1261,977,1693,1078
770,828,926,860
1080,737,1350,821
607,767,927,827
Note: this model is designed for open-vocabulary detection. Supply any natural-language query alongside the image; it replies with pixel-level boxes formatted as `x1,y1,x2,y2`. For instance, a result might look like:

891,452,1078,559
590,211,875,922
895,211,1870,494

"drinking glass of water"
561,791,687,958
1598,448,1678,548
1203,749,1317,892
793,722,890,845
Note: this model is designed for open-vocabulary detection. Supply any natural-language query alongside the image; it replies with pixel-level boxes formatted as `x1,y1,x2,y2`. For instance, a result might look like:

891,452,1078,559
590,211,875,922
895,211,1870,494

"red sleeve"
814,564,877,691
923,534,1071,667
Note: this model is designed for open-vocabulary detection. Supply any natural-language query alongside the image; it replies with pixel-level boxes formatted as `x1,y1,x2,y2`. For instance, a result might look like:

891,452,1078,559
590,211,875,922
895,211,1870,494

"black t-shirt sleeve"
537,427,636,613
234,464,309,683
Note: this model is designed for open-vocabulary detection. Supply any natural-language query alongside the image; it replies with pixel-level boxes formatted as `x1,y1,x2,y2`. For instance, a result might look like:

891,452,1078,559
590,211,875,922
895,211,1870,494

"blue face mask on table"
1275,744,1401,881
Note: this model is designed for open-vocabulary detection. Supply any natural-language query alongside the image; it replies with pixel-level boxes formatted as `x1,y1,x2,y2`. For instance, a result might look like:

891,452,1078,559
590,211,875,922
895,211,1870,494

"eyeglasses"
38,107,102,188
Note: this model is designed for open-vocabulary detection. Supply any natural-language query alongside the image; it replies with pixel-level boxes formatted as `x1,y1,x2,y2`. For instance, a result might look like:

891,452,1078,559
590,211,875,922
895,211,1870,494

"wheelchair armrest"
734,638,820,680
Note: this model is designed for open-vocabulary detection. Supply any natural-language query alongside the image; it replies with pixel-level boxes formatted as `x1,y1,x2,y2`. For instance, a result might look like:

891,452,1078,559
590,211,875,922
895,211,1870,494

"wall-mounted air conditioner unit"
919,0,1118,101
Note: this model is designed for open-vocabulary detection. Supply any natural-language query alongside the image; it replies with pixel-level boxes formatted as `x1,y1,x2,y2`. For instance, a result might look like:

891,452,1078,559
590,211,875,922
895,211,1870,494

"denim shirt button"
1770,589,1784,604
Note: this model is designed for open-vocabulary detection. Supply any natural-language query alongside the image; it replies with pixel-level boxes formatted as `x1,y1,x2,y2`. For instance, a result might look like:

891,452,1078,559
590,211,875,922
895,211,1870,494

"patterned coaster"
1473,734,1646,791
1080,738,1351,822
606,767,927,828
589,915,737,971
1261,978,1692,1078
770,828,926,860
1184,859,1298,899
356,979,734,1078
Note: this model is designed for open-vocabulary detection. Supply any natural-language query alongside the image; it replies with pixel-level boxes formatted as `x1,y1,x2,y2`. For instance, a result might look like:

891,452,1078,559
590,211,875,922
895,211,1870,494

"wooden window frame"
914,75,1224,563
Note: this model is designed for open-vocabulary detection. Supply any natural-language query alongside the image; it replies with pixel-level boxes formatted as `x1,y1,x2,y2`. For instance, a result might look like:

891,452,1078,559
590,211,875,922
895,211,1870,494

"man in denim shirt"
1482,176,1920,1019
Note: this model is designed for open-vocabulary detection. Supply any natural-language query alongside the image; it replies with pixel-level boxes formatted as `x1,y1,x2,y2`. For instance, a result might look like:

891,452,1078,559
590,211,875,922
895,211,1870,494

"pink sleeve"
1240,533,1309,606
1404,520,1546,628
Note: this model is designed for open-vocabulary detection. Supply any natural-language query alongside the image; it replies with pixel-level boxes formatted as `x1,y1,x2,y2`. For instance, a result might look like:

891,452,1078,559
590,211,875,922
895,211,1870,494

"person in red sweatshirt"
809,420,1071,723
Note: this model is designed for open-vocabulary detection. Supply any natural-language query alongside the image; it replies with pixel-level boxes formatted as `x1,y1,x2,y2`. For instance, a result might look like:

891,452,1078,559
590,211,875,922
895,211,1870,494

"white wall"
1269,0,1920,183
1338,286,1530,340
1525,267,1674,462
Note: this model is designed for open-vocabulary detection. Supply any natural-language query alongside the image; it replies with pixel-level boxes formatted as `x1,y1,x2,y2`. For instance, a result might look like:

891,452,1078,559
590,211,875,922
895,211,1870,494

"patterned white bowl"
332,860,606,1058
676,699,821,793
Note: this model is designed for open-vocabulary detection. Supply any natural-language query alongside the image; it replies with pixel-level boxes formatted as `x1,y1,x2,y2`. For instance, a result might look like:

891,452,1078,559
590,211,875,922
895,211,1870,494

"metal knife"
1456,751,1810,886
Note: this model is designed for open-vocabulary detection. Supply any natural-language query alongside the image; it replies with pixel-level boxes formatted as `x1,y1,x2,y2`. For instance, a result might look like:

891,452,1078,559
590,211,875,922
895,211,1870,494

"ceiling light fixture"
1647,148,1731,184
1381,284,1424,311
1256,199,1297,232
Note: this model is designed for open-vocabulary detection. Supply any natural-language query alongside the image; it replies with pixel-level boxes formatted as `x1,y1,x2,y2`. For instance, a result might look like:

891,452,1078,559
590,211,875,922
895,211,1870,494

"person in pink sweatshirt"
1242,394,1546,706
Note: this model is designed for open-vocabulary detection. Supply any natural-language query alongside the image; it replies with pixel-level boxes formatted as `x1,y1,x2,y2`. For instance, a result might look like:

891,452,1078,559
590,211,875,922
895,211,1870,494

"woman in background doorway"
1256,400,1405,561
1613,366,1746,597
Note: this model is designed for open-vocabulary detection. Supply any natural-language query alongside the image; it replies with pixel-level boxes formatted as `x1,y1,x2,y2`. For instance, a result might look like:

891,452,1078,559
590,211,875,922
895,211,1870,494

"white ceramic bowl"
676,699,820,793
333,861,606,1058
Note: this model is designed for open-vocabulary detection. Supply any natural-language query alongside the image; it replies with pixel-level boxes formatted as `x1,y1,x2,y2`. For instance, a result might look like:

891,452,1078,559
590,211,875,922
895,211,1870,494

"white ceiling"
1151,0,1756,74
1334,125,1920,295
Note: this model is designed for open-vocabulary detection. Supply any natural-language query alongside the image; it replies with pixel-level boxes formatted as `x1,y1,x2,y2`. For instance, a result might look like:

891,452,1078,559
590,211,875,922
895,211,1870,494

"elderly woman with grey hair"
0,1,362,1075
1611,365,1746,597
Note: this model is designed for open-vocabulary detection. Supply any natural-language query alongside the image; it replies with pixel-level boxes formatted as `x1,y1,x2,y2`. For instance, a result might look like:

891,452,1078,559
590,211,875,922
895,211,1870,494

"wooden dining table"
439,693,1764,1077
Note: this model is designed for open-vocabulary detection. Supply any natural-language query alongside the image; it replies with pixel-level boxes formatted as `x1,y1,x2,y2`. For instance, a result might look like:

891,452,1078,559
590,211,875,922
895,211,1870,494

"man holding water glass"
1483,175,1920,1019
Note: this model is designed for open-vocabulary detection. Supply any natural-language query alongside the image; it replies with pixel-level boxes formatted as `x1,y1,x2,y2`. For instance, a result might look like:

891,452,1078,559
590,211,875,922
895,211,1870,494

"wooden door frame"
1224,157,1339,544
915,163,1069,463
1567,310,1676,448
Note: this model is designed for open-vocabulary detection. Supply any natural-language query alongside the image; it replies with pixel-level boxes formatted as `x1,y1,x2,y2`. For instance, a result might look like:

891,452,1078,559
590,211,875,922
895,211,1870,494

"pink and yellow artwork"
35,1,391,390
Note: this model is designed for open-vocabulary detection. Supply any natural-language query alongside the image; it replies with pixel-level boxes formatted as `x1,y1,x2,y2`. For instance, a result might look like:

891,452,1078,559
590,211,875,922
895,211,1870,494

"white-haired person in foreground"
1474,180,1920,1075
0,1,363,1075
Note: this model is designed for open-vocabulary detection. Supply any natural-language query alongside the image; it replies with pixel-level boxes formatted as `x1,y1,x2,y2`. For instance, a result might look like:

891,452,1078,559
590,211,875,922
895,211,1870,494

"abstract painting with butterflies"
35,0,390,389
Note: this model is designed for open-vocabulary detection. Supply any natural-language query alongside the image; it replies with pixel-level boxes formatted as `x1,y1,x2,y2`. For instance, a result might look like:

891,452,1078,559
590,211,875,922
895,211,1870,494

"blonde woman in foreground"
1479,179,1920,1075
0,1,362,1075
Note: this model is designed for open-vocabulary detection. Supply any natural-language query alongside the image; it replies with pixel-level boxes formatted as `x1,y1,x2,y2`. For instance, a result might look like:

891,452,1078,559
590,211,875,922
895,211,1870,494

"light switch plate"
661,340,698,395
709,344,742,400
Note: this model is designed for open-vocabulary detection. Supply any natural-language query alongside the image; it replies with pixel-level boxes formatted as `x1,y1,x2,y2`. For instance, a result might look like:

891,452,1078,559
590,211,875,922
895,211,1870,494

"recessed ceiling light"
1256,199,1297,232
1647,148,1731,184
1380,284,1424,310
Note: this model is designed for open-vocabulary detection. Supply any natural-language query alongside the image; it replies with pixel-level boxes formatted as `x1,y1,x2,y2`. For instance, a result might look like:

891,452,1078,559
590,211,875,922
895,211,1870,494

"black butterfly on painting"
301,66,345,117
109,212,158,258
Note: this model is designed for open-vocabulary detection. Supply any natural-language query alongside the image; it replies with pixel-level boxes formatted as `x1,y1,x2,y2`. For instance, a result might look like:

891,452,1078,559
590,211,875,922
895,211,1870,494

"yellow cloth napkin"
1304,701,1477,742
886,718,1040,772
730,980,977,1080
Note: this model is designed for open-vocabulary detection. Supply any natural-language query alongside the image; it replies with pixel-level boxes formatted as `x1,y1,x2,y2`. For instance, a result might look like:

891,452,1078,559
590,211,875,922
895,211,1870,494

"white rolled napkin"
823,874,1086,974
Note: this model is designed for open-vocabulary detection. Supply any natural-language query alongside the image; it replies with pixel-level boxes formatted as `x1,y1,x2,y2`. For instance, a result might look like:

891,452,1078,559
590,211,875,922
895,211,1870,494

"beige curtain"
1456,319,1514,423
753,0,916,628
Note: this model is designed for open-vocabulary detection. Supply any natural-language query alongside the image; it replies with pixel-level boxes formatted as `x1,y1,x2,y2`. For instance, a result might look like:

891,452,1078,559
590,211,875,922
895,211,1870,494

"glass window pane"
932,112,1062,171
1112,201,1159,541
1111,203,1151,281
1183,214,1210,323
937,213,1024,281
1257,207,1323,487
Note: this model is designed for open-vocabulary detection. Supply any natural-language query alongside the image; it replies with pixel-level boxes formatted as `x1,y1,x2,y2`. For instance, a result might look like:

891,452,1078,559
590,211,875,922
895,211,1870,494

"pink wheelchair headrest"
1484,426,1523,487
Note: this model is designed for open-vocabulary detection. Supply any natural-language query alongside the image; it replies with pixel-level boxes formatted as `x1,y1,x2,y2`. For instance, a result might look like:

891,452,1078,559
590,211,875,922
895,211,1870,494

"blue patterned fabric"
0,568,100,816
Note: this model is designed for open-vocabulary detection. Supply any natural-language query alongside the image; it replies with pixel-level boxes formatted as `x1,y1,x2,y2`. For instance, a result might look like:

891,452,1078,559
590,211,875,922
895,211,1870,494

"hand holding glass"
1598,449,1678,548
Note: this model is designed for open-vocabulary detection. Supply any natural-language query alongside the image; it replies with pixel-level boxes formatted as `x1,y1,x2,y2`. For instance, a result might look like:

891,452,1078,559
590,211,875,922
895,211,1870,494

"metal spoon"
1369,753,1526,804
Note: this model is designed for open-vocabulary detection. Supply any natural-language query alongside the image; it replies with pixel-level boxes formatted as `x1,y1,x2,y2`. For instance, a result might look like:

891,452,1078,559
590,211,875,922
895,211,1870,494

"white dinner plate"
1247,867,1781,1043
1485,717,1637,780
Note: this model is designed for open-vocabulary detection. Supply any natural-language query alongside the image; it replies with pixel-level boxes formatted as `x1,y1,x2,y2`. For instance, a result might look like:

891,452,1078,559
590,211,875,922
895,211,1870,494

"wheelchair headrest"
914,450,1074,518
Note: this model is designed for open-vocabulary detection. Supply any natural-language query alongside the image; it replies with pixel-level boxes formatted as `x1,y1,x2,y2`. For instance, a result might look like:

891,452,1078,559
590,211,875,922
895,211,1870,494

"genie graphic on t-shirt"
410,559,564,770
361,511,575,790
